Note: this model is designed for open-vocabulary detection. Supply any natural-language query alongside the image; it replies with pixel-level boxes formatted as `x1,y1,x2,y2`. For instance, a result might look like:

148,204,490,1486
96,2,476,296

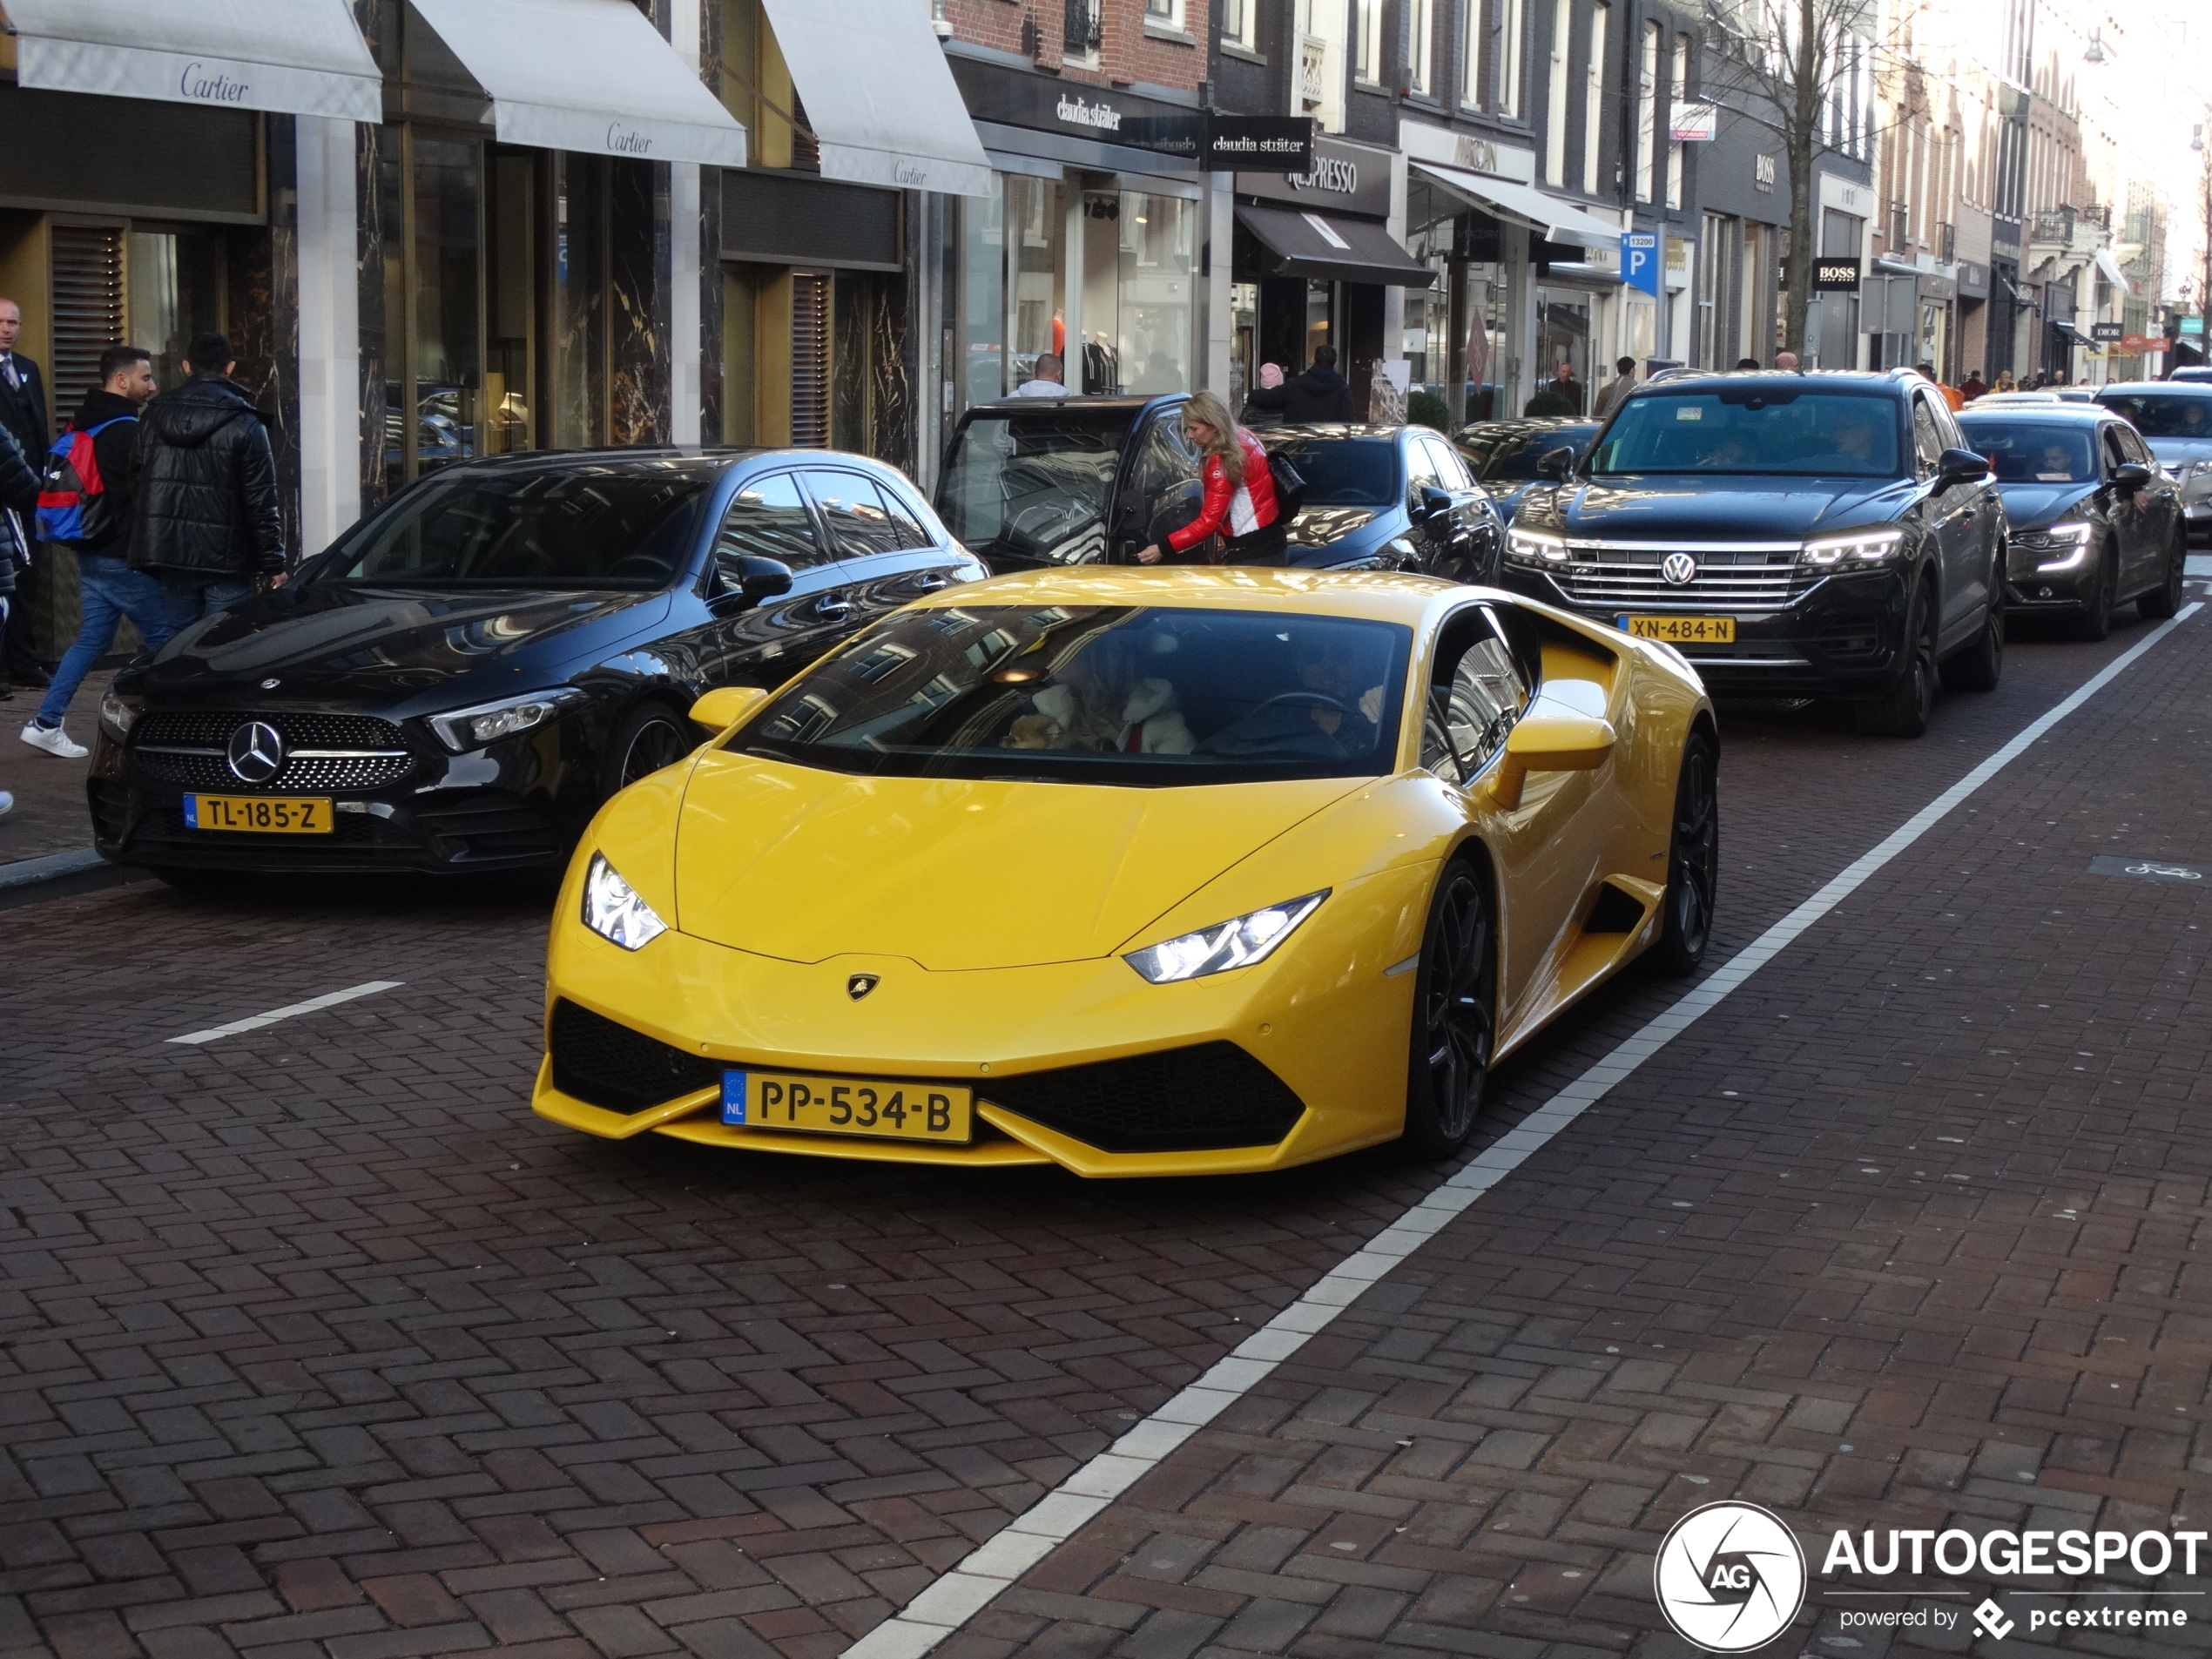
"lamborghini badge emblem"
847,974,880,1001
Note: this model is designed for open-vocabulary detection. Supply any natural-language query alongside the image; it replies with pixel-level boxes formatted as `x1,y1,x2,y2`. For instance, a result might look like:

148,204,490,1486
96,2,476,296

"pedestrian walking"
1240,361,1288,423
1592,356,1639,418
1524,361,1582,417
1960,369,1988,401
1132,391,1288,567
19,346,167,759
1010,353,1069,397
0,295,51,694
1917,361,1965,412
1264,346,1355,423
1774,350,1801,372
129,333,285,626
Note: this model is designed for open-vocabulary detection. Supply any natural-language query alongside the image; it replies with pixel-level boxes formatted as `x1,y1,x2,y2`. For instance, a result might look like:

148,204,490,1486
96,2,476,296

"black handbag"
1266,450,1307,524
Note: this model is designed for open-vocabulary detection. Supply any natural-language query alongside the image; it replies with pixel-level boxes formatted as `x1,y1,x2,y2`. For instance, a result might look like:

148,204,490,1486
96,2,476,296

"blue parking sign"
1622,232,1660,298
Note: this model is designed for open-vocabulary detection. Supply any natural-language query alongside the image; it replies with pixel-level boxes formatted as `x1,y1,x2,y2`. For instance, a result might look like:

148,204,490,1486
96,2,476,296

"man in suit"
0,296,51,691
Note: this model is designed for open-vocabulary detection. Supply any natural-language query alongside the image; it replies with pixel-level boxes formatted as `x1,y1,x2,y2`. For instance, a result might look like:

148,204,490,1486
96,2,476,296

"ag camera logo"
1655,1501,1807,1651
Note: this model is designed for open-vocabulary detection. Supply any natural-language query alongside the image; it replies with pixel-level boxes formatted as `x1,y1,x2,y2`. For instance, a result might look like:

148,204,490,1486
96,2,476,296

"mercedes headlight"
1798,529,1904,569
99,690,145,741
1124,891,1328,983
582,853,668,950
1506,528,1568,564
2014,520,2092,570
428,686,587,752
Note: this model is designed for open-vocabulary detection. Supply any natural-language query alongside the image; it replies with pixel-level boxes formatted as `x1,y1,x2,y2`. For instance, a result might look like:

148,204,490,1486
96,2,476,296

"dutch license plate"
723,1071,974,1143
1620,615,1736,644
184,793,334,833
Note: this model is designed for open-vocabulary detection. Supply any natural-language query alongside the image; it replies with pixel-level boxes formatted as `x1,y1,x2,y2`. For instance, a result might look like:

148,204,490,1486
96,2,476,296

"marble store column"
298,114,362,553
355,122,393,513
669,0,703,445
610,158,671,447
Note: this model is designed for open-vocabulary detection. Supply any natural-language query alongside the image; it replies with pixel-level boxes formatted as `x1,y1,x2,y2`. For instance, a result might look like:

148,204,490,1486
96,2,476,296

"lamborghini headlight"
1797,529,1904,569
1506,527,1568,563
2014,520,2092,570
582,853,668,950
1123,891,1328,983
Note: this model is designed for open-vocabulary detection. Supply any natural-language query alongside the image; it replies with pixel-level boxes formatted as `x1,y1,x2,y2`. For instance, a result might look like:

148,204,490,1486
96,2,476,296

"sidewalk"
0,665,113,864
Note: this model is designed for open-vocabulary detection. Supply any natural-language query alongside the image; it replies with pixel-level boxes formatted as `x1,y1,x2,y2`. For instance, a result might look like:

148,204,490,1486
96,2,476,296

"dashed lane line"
166,980,406,1046
844,603,2205,1659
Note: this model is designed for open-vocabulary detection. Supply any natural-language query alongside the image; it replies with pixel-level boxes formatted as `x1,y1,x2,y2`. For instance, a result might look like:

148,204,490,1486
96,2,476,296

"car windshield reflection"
1591,388,1905,477
938,409,1137,564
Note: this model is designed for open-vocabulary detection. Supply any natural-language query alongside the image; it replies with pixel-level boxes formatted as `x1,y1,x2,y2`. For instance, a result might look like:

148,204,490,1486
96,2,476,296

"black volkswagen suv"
1501,368,2007,736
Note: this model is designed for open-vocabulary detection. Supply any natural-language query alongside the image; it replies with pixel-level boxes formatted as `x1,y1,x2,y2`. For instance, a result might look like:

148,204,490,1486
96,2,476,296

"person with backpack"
18,346,165,759
129,332,285,626
1133,391,1293,567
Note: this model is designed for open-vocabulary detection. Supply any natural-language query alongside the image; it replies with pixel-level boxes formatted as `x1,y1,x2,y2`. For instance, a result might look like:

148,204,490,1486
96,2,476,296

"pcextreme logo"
1654,1502,1809,1652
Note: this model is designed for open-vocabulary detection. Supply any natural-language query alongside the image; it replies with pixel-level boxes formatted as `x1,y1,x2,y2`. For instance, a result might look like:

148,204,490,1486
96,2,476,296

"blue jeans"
158,572,256,631
36,555,178,728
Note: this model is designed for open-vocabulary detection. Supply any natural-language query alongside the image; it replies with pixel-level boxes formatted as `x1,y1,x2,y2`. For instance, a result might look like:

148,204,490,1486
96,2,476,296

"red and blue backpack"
36,415,135,543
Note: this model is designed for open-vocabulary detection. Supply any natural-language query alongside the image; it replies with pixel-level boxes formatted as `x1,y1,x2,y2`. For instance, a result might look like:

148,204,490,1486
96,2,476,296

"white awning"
1410,160,1622,250
758,0,991,197
2094,246,2132,296
408,0,746,168
0,0,381,122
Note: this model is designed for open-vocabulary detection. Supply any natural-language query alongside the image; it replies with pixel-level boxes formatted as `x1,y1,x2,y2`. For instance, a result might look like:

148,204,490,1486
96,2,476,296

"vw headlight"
2014,520,2092,570
582,853,668,950
428,686,587,752
1124,891,1328,983
1506,528,1568,564
99,689,145,741
1798,529,1904,569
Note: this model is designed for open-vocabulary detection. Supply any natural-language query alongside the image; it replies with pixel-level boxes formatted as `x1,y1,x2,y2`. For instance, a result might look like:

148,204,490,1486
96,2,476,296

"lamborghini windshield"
735,605,1413,786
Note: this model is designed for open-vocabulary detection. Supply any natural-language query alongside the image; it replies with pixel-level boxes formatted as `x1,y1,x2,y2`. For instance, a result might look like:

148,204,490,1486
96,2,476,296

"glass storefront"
1534,286,1592,412
125,228,228,390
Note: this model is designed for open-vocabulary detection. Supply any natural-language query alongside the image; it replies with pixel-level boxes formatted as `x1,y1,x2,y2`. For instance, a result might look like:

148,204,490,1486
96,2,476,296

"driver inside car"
1200,627,1388,759
1002,631,1194,753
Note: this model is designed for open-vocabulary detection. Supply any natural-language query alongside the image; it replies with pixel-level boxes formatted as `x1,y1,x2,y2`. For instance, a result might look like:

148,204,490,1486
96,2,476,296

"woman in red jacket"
1136,390,1288,566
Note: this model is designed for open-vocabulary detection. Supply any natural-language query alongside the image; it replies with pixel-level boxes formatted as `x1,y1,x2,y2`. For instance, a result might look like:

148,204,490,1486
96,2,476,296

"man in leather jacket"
128,332,286,625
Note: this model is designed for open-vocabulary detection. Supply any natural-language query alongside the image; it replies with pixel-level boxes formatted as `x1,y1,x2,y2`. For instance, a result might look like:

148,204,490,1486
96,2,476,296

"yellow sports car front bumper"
534,859,1436,1177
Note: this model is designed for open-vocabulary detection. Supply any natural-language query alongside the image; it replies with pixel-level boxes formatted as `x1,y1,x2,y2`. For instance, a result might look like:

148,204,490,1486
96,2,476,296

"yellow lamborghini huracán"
533,568,1716,1177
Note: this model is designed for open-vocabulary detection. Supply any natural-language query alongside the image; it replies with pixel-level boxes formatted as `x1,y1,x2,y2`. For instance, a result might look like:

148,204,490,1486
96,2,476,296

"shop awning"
0,0,381,122
2094,246,2131,295
408,0,746,168
758,0,991,197
1236,205,1433,287
2052,319,2100,350
1409,160,1621,249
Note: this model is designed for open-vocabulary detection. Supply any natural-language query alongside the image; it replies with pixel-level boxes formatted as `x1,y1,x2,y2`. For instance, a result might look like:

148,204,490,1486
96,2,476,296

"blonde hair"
1182,390,1246,486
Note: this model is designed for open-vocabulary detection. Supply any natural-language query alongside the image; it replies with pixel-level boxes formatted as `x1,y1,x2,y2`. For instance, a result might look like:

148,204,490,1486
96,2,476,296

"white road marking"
167,981,405,1046
845,604,2203,1659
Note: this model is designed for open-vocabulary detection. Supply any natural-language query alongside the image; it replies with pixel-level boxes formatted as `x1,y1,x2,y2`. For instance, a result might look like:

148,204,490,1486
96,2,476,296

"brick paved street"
3,599,2209,1659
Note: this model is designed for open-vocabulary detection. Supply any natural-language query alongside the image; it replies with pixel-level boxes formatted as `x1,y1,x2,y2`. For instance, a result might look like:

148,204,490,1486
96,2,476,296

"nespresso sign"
1238,134,1393,219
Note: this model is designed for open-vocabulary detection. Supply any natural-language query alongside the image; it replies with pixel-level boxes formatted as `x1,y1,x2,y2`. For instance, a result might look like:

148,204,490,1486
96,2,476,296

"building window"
1461,0,1485,108
1497,0,1525,118
1583,5,1607,194
1635,20,1658,202
1065,0,1102,60
1406,0,1433,93
1666,33,1688,209
1353,0,1382,84
1223,0,1254,51
1543,0,1570,185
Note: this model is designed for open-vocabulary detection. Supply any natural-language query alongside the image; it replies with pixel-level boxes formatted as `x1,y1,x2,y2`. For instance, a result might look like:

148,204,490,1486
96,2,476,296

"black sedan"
1451,417,1601,526
1955,403,2187,638
1262,424,1504,580
90,449,984,879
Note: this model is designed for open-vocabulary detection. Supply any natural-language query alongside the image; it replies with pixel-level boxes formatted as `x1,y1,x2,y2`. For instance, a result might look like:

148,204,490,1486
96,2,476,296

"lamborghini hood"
672,752,1366,970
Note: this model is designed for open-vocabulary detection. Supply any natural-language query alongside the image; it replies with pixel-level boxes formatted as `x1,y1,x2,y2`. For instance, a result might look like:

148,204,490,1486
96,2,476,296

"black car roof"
963,394,1183,413
1262,423,1431,441
2098,381,2212,395
1633,369,1912,396
406,447,920,482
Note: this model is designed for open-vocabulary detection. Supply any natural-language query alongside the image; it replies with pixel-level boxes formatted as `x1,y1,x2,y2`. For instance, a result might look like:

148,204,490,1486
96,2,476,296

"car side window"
876,482,936,550
802,469,908,558
1129,415,1198,505
1406,436,1443,509
2120,426,2155,468
1911,397,1945,473
1420,608,1532,786
2101,426,2132,475
714,472,823,577
1423,435,1474,489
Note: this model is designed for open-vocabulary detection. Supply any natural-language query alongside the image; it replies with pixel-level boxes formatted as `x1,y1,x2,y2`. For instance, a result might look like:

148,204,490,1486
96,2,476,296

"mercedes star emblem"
226,720,287,785
846,974,880,1001
260,678,281,690
1661,551,1699,586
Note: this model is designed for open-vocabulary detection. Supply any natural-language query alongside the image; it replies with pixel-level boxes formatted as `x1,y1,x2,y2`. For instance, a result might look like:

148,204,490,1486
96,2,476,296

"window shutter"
791,273,831,448
51,224,125,412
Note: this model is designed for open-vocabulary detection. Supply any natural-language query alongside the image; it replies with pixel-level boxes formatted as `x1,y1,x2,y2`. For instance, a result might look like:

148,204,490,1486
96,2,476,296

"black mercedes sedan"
1955,403,2187,638
90,449,984,879
1261,424,1504,580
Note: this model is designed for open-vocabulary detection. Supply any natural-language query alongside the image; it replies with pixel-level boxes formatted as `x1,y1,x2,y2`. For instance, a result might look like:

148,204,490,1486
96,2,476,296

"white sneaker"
18,721,89,759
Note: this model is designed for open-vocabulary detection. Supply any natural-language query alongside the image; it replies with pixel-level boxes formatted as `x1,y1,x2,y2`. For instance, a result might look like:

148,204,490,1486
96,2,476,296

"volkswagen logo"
846,974,880,1001
226,721,287,785
1662,552,1699,586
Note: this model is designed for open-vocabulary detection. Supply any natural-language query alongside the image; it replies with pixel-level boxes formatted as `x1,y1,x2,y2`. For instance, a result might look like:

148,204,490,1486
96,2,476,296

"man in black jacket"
0,296,51,691
1248,345,1357,424
130,332,286,627
20,346,166,758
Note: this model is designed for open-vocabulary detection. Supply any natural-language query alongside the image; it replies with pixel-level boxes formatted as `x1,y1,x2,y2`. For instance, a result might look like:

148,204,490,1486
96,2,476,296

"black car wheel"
1401,860,1495,1158
2073,539,2116,641
1648,727,1719,978
604,703,694,796
1858,580,1938,738
2139,529,2187,621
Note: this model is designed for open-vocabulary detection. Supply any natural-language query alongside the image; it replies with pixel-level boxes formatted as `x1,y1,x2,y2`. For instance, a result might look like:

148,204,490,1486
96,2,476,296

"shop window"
51,224,123,409
126,227,225,391
791,272,831,447
1080,192,1195,396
